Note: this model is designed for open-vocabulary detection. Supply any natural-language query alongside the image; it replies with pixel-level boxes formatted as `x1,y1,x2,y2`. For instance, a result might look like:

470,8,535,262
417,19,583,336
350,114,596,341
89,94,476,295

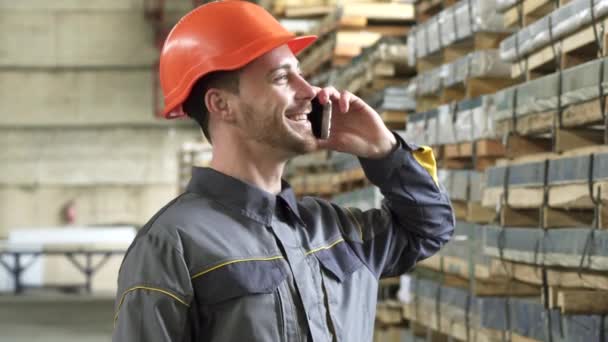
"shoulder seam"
126,193,192,253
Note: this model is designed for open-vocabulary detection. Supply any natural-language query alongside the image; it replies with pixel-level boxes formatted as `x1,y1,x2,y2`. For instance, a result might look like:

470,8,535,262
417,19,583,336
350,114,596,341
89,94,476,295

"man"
113,1,454,341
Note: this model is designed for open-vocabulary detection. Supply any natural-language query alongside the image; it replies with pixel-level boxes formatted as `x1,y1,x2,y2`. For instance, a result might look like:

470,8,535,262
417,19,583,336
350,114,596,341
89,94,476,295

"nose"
293,73,316,101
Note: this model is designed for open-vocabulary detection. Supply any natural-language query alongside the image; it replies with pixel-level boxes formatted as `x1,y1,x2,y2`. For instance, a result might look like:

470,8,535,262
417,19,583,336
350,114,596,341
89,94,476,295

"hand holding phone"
310,87,397,158
309,97,332,139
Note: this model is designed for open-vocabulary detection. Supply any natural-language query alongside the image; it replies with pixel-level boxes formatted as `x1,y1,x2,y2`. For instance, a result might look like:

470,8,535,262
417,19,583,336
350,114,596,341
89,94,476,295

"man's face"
231,45,318,156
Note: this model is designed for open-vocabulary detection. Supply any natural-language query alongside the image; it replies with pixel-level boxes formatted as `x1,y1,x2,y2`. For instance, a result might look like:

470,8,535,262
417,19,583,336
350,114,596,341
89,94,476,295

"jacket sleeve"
112,232,194,342
333,132,454,278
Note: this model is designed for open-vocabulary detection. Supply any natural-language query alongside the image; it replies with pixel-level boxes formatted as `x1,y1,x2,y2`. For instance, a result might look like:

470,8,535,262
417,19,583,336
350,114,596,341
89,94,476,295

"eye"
274,73,288,82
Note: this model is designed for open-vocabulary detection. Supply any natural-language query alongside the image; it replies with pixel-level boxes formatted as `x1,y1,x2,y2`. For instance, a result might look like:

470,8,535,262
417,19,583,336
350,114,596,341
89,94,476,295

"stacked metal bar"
500,0,608,62
279,7,341,78
408,0,512,66
389,0,608,341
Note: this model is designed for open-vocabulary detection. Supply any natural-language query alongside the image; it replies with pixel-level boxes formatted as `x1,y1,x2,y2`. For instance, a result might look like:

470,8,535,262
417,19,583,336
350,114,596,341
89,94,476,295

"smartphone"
309,96,332,139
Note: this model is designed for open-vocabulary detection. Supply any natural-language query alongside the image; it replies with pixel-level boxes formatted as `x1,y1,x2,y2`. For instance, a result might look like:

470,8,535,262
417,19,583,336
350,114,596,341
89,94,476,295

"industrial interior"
1,0,607,341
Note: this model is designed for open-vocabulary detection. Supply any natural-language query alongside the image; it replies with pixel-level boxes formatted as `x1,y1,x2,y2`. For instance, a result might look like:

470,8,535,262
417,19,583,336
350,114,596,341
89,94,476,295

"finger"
311,86,322,96
321,86,340,105
349,93,371,113
339,90,352,113
317,87,329,103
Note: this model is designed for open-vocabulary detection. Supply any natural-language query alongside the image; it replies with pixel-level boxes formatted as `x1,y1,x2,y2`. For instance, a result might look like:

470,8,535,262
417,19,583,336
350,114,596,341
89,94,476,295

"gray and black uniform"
112,136,454,342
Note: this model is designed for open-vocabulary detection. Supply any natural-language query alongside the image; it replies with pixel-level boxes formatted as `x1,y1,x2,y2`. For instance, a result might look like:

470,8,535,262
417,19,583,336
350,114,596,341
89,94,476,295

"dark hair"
182,70,240,143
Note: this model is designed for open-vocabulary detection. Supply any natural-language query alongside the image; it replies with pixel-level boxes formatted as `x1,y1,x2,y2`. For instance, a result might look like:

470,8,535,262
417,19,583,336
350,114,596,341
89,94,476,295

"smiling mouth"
286,114,309,122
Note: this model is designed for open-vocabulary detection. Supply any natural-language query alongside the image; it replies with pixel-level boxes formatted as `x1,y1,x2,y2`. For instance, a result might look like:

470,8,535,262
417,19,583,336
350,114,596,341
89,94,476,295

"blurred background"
0,0,413,340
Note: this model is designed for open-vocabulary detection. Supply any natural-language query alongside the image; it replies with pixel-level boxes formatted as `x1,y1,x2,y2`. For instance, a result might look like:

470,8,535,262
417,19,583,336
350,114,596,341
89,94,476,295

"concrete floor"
0,294,114,342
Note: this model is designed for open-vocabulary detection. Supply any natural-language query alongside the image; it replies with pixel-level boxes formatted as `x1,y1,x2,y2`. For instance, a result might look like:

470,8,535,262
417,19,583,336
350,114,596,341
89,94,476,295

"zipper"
276,289,287,341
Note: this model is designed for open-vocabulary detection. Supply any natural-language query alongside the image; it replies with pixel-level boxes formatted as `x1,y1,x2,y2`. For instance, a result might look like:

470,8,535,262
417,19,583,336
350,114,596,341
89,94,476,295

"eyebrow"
267,62,301,76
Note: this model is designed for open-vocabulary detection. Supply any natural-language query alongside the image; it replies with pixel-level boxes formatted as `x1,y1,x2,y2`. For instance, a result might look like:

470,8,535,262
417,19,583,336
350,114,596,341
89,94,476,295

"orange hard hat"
159,0,317,119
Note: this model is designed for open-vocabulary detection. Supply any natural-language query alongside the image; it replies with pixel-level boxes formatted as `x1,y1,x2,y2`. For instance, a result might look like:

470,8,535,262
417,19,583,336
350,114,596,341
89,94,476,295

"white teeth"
288,114,308,121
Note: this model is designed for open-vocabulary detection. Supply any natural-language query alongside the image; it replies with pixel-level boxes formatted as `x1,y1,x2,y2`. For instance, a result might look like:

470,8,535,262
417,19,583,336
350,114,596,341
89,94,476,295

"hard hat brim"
162,34,318,119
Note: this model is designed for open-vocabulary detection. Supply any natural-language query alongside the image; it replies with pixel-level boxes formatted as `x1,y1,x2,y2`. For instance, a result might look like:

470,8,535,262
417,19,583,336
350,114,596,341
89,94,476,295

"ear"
204,88,236,123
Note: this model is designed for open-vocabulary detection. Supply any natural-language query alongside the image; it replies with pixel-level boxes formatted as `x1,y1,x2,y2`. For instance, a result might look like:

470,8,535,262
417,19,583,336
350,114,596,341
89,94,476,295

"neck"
209,141,287,195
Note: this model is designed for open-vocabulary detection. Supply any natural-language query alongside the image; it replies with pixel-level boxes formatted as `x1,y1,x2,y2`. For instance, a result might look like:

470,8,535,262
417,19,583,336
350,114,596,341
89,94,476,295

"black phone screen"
309,97,325,138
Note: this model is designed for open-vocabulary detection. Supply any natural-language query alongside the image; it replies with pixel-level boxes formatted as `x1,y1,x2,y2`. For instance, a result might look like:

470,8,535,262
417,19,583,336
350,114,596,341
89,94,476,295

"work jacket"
112,136,454,342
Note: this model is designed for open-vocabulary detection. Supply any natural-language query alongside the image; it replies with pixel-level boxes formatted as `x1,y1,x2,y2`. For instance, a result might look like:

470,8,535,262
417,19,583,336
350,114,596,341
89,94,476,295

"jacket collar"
186,167,301,225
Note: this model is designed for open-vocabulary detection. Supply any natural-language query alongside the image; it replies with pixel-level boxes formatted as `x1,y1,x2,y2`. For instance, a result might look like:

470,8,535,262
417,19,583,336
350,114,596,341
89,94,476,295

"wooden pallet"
339,176,370,193
502,2,523,29
291,168,368,196
419,254,491,280
373,62,396,78
362,24,410,37
402,300,508,342
376,61,414,82
373,322,410,342
451,200,496,224
282,8,341,36
444,139,506,160
440,139,506,171
418,256,541,297
467,202,497,223
409,322,448,342
415,0,458,24
288,150,330,170
443,32,512,64
502,134,553,159
484,188,607,228
540,285,608,315
439,77,519,105
334,30,382,65
495,97,608,154
341,2,415,23
370,77,410,91
484,227,608,272
503,0,567,29
523,0,564,23
376,301,405,327
511,334,542,342
290,163,333,175
431,145,444,162
490,259,608,291
415,95,442,113
442,156,500,172
300,34,336,77
512,17,608,81
380,110,408,130
548,288,608,314
416,32,511,73
416,53,443,73
482,163,608,228
482,146,608,219
498,205,602,228
339,16,412,37
447,274,540,297
282,5,335,17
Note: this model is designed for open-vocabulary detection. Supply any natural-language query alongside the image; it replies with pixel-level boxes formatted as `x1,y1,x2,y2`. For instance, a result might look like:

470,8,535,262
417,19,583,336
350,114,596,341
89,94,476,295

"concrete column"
0,0,202,234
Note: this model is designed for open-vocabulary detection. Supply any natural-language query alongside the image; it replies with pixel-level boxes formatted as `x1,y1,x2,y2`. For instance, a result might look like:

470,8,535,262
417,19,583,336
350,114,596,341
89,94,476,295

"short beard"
240,102,317,156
